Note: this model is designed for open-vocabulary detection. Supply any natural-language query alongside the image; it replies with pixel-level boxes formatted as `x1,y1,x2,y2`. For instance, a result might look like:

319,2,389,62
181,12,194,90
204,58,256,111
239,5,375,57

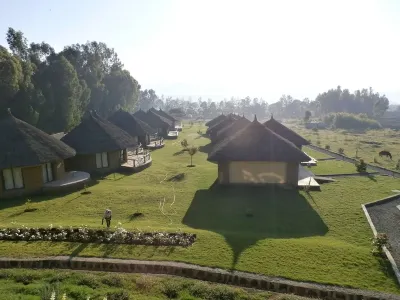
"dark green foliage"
304,110,311,122
106,290,130,300
325,144,330,150
1,28,139,132
323,112,381,130
101,275,124,287
161,281,181,298
77,274,99,289
338,147,344,154
355,159,367,172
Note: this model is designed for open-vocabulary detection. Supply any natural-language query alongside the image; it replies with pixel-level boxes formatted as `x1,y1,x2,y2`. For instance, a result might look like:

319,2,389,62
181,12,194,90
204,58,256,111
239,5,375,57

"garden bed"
0,226,196,247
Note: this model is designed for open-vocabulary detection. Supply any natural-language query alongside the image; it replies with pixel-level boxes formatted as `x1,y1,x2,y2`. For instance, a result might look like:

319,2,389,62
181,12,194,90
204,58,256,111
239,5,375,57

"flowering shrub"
0,224,196,247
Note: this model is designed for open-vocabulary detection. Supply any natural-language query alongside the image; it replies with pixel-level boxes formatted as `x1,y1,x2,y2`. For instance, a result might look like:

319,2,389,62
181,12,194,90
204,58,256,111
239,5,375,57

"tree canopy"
0,28,140,133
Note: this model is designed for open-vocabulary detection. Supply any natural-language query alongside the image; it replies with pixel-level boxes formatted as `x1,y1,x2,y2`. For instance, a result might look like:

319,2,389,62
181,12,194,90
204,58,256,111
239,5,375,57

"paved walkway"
308,145,400,178
0,256,398,299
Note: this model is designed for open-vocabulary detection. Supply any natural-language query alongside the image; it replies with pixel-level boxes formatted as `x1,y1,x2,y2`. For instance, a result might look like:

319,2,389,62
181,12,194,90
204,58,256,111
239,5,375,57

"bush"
0,225,196,247
316,140,321,146
325,144,330,150
135,275,157,293
101,275,124,287
323,112,381,130
338,147,344,154
355,159,367,173
106,290,130,300
312,127,318,132
161,281,181,298
372,233,390,255
77,275,99,289
396,159,400,170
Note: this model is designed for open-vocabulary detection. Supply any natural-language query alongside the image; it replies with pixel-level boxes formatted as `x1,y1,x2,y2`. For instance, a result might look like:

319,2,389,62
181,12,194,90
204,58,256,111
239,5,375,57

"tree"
188,146,198,167
181,139,188,150
304,110,312,122
36,56,85,132
0,46,23,105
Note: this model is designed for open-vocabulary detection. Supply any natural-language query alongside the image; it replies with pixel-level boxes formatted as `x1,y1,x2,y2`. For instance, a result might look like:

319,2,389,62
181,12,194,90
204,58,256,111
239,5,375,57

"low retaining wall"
362,194,400,286
0,256,397,300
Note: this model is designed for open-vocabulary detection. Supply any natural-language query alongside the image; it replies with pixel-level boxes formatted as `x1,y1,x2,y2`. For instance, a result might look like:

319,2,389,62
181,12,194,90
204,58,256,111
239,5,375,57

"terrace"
42,171,90,192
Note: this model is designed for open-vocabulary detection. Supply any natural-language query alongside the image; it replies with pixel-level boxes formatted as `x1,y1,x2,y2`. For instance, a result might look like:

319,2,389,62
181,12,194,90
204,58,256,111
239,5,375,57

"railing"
131,153,151,168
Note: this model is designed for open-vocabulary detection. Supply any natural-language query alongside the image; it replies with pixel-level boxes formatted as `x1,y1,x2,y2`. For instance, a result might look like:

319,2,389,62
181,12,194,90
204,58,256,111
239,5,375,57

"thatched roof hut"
206,114,238,137
0,109,75,169
61,111,137,154
209,117,309,163
109,109,157,137
206,114,227,127
263,116,309,148
150,108,177,122
214,116,251,144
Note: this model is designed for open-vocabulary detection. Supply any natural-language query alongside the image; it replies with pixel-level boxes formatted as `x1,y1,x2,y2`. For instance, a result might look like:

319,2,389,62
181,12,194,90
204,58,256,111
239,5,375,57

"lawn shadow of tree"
182,184,328,269
198,143,213,154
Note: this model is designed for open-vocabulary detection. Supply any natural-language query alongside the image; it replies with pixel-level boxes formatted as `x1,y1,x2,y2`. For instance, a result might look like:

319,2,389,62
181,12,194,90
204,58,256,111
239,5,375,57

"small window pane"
3,169,14,190
12,168,23,189
42,164,48,183
102,152,108,167
47,163,53,181
96,153,102,168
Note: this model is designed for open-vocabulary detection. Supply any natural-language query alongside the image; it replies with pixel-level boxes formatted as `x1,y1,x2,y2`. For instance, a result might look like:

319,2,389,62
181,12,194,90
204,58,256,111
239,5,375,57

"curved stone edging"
362,194,400,286
0,256,398,300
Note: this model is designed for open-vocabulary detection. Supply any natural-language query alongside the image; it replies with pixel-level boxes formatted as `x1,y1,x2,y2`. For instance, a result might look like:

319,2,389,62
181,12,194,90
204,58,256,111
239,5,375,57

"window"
96,152,109,168
2,168,24,190
120,150,126,163
41,163,53,183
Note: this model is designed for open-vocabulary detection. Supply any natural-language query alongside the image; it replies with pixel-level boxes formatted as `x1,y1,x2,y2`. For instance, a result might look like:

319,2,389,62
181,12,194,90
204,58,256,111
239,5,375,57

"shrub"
14,274,35,285
372,233,390,255
312,127,318,132
374,157,379,164
106,290,130,300
161,281,181,298
77,275,99,289
0,225,196,247
355,159,367,173
325,144,330,150
338,147,344,154
180,139,188,150
101,275,124,287
316,140,321,146
135,275,157,293
323,112,381,130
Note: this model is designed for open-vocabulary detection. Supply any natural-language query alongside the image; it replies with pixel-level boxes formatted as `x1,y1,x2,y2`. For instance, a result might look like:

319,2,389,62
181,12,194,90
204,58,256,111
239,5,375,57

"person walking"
102,209,112,228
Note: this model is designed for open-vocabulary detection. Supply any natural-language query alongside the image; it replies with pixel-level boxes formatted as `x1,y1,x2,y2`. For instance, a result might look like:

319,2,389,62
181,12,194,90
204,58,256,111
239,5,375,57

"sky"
1,0,400,103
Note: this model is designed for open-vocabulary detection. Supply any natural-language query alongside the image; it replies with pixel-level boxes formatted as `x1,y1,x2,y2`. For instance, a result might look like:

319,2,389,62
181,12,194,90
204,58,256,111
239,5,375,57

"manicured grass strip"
303,147,333,160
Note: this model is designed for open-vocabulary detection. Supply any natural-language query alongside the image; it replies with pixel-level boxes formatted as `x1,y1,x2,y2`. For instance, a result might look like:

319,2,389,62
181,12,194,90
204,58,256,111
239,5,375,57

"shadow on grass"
367,174,378,182
1,180,100,214
183,184,328,269
173,150,185,156
198,143,213,154
69,243,88,258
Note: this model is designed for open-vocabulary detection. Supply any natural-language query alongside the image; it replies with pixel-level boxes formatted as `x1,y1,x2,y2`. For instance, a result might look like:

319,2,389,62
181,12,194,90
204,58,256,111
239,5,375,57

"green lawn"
288,122,400,170
0,125,399,293
309,159,366,175
0,269,281,300
303,147,332,160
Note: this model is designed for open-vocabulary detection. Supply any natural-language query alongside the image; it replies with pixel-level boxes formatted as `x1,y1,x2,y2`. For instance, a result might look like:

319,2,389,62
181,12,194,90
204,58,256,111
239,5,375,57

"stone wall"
0,256,395,300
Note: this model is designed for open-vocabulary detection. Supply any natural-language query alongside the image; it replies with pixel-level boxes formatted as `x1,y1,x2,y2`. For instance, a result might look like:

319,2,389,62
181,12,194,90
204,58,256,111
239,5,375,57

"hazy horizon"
1,0,399,103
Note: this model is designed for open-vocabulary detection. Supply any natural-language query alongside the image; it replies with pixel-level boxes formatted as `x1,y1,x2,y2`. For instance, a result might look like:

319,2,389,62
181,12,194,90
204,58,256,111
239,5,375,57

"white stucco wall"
228,161,288,184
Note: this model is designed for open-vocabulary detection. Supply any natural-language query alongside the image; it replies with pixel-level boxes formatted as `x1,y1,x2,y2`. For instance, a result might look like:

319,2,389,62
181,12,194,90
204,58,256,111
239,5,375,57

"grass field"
289,122,400,170
0,124,399,293
0,269,286,300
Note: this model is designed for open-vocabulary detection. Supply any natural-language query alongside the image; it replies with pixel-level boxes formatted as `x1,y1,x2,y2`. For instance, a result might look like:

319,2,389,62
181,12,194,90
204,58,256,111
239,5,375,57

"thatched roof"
214,116,251,143
108,109,157,137
206,114,238,135
133,109,172,129
264,116,309,147
61,111,137,154
150,108,177,122
205,114,227,127
0,109,76,169
208,117,310,162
